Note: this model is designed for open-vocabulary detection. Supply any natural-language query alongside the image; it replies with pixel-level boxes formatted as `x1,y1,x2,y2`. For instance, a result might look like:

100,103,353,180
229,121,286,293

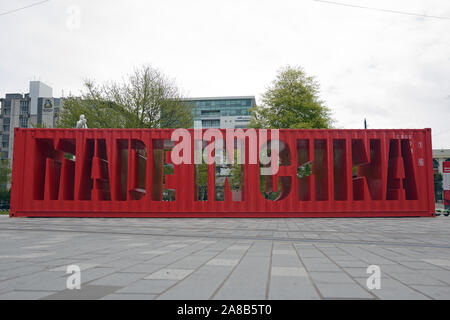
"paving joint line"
264,242,274,300
209,242,254,300
153,239,242,300
292,243,324,300
1,227,449,249
313,244,379,300
338,245,435,300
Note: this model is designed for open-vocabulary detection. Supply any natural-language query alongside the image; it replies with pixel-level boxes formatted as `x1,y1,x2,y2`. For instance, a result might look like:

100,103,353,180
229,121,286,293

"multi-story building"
29,81,53,115
183,96,256,129
0,81,61,164
181,96,255,201
431,149,450,202
0,94,30,161
433,149,450,175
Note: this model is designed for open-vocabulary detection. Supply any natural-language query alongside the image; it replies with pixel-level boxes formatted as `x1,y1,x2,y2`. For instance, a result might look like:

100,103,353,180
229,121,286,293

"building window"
3,106,10,116
201,110,220,116
202,119,220,128
1,134,9,149
20,100,29,115
19,117,28,128
3,125,9,132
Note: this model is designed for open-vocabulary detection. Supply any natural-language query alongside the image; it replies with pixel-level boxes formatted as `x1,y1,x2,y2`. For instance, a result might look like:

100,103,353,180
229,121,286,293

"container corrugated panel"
10,128,435,217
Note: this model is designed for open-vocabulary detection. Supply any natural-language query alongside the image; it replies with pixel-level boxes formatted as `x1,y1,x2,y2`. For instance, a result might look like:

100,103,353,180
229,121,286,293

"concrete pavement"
0,215,449,300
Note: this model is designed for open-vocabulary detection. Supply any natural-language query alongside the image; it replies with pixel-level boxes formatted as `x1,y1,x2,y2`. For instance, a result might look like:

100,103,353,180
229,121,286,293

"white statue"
76,114,88,129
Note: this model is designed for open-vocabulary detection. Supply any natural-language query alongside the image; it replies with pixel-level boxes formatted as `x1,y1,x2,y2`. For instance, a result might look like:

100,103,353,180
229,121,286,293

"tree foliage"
435,172,443,201
58,65,193,129
250,65,333,129
0,160,11,189
0,160,11,203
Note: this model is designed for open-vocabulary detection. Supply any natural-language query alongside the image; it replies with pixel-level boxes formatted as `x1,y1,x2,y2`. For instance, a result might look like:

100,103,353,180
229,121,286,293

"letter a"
171,129,191,165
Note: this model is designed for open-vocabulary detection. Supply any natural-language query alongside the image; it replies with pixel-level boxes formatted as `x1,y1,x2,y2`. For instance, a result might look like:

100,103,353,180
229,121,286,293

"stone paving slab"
0,215,449,300
42,285,122,300
101,293,157,300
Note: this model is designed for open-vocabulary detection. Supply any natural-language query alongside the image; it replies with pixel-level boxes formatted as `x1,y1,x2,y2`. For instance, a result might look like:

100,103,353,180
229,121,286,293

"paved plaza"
0,215,449,300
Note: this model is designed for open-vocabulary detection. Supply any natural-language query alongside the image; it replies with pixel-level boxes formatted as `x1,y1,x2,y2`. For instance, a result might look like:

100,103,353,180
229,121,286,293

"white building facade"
433,149,450,175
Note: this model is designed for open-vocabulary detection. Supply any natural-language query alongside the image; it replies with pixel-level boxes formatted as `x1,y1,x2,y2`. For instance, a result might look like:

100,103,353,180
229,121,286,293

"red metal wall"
10,128,435,217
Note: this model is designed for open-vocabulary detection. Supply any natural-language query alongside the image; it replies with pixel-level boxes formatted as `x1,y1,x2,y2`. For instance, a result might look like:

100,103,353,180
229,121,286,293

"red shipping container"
10,128,435,218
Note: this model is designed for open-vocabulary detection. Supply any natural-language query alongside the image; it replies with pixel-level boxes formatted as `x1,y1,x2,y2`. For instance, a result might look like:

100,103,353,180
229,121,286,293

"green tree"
58,65,193,129
30,121,47,128
250,65,333,129
0,160,11,188
434,172,443,201
0,159,11,203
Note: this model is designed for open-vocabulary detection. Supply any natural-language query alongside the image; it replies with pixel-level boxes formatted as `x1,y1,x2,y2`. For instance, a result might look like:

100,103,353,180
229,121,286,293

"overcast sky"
0,0,449,148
